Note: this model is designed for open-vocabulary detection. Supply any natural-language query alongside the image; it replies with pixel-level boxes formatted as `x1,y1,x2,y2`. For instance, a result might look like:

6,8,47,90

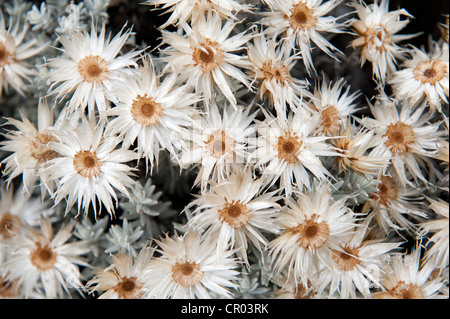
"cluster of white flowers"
0,0,448,300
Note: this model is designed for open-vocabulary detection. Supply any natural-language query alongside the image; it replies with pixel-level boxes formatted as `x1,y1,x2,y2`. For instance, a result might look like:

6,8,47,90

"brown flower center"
332,245,361,271
219,201,250,229
294,281,316,299
73,150,101,178
384,122,415,154
114,277,143,299
261,60,291,85
321,105,340,136
372,175,399,206
78,55,109,83
192,40,224,73
391,282,424,299
30,132,59,164
205,130,235,159
289,2,317,30
290,214,330,249
171,261,203,287
364,26,392,51
277,132,302,164
0,213,22,239
130,94,163,127
414,59,447,85
30,243,57,271
0,275,19,298
0,42,14,66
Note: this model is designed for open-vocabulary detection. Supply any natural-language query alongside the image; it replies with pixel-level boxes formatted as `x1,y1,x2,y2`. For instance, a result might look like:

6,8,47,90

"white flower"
268,185,356,287
273,274,320,299
361,171,427,235
250,108,337,197
105,55,200,167
330,119,388,176
42,116,139,217
2,217,92,299
186,168,281,266
315,215,402,299
247,32,311,114
419,197,449,269
373,246,448,299
0,186,53,243
0,10,47,95
389,43,449,111
261,0,347,74
86,246,155,299
350,0,416,82
159,12,253,108
47,22,141,117
143,0,250,29
1,99,61,197
310,78,360,136
144,230,239,299
360,95,443,187
180,102,257,191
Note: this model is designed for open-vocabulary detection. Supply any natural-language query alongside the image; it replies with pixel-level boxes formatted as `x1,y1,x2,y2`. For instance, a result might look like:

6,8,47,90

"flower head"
315,215,402,299
310,78,360,136
159,12,253,108
86,246,155,299
247,32,310,114
1,99,61,197
186,168,281,266
250,109,337,197
350,0,417,82
261,0,347,74
144,0,250,29
0,11,47,95
42,116,139,217
144,231,239,299
105,55,200,168
2,217,92,298
180,102,257,191
389,43,449,111
47,22,141,116
373,246,448,299
268,185,355,286
360,95,444,187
